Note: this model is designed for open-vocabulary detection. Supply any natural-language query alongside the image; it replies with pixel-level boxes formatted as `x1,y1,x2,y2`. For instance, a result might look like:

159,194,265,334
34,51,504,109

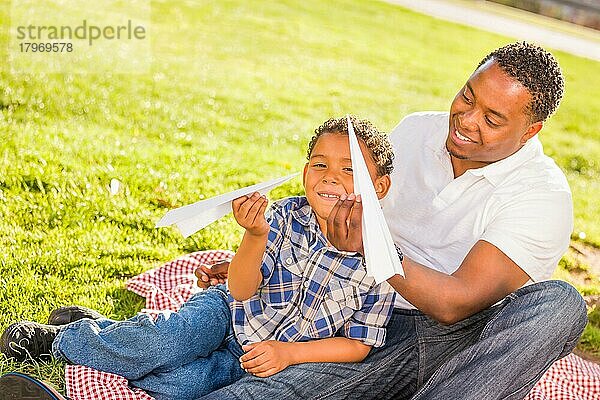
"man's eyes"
461,87,500,128
485,116,499,128
312,163,326,168
342,167,353,173
462,90,473,104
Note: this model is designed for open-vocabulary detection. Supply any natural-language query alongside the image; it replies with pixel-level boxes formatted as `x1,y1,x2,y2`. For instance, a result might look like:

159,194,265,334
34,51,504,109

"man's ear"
374,175,391,200
521,121,543,144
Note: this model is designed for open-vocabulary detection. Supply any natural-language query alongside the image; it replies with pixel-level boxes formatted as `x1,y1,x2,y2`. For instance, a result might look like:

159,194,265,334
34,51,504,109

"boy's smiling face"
303,132,390,235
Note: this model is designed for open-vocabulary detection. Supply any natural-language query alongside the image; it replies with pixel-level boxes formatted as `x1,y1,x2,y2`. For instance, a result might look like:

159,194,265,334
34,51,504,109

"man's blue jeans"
199,280,587,400
52,285,245,400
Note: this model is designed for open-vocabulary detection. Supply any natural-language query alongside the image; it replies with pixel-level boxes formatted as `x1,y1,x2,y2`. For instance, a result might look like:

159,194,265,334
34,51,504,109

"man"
0,42,587,400
196,41,587,400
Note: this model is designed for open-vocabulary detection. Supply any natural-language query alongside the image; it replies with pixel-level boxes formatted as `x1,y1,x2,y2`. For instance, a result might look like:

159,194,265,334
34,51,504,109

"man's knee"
544,280,587,356
541,280,586,325
519,280,587,355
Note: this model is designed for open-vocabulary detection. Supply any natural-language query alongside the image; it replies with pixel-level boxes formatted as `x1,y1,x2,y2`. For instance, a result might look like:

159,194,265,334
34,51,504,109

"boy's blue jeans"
198,280,587,400
52,285,245,400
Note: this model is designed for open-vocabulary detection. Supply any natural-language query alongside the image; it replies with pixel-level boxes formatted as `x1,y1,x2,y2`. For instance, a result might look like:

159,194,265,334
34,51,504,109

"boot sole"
0,372,65,400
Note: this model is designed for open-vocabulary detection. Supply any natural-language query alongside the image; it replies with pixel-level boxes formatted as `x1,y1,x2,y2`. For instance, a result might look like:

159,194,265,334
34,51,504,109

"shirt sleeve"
259,200,290,285
480,189,573,281
343,281,396,347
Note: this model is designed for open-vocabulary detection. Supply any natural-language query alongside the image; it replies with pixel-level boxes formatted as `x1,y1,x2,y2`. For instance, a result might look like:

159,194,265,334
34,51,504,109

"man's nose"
459,109,480,131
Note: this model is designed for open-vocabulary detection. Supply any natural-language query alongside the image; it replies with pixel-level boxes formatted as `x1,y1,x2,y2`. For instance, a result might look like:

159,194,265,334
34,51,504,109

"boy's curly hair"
306,115,394,176
477,42,564,123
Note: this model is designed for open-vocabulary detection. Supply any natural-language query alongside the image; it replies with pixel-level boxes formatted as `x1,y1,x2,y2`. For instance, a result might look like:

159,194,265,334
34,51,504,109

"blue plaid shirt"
229,197,396,348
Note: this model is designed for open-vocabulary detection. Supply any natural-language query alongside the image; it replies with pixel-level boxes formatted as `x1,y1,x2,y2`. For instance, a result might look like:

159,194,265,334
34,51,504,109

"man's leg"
197,308,423,400
198,280,586,400
412,280,587,400
52,285,231,380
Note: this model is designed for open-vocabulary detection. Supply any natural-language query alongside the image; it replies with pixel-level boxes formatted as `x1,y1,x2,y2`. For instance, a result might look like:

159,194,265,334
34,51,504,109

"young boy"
1,116,396,400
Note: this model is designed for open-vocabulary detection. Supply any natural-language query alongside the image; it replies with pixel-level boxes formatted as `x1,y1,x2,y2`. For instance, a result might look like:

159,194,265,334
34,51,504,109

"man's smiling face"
446,60,542,174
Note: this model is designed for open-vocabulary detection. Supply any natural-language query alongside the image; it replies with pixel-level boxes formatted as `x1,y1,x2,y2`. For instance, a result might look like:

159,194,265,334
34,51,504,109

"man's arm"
240,338,372,378
195,260,230,289
327,197,529,324
228,192,269,301
389,241,528,324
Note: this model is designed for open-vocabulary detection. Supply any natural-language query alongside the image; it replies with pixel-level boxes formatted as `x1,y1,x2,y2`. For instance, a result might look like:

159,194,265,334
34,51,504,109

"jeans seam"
478,299,510,342
415,318,425,388
410,354,445,400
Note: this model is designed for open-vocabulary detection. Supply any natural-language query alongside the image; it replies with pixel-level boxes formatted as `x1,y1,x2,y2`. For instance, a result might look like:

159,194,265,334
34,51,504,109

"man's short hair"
478,42,564,123
306,115,395,176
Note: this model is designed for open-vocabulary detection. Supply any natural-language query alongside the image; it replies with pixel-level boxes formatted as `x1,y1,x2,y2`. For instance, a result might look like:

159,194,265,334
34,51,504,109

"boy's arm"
228,192,270,301
239,281,394,377
240,338,371,378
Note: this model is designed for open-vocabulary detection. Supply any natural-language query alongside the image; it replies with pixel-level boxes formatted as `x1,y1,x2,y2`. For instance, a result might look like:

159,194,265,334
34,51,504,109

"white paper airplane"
347,115,404,283
156,173,299,237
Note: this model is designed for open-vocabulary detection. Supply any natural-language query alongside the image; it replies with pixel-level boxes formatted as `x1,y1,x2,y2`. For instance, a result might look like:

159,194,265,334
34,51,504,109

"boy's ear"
303,163,309,186
374,175,391,200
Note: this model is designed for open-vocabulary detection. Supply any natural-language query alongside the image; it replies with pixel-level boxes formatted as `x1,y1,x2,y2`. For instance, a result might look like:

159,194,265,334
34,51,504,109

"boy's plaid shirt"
230,196,396,348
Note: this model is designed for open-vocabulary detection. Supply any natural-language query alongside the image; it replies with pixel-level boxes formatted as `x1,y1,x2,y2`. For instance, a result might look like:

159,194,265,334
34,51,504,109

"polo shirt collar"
467,137,541,186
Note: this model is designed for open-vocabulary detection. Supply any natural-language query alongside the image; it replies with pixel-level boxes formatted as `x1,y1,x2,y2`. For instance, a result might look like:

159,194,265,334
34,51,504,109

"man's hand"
232,192,269,237
195,260,230,289
240,341,294,378
327,193,364,254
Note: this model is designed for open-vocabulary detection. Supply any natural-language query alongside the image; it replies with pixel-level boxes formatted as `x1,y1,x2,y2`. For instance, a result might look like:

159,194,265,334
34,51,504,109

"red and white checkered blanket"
65,250,600,400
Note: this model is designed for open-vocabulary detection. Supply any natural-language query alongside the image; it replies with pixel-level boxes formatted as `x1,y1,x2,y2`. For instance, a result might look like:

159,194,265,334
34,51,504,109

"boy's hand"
232,192,269,237
240,341,294,378
194,260,230,289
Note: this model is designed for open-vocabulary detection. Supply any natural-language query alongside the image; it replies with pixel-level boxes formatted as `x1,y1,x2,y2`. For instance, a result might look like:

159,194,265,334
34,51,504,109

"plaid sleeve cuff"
344,323,387,347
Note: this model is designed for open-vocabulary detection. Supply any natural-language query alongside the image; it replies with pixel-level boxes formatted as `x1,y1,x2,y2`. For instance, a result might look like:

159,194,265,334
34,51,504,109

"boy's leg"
411,280,587,400
53,285,231,380
132,340,245,400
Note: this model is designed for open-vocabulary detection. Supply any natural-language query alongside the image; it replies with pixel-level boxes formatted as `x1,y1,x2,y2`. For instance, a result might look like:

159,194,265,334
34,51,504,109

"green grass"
1,0,600,393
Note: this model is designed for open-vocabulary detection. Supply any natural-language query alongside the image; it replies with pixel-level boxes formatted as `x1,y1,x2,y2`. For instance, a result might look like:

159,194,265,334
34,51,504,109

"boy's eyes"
310,163,353,173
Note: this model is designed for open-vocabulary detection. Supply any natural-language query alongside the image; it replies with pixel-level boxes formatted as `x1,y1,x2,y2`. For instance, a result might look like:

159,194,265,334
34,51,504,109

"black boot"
0,322,60,362
47,305,105,325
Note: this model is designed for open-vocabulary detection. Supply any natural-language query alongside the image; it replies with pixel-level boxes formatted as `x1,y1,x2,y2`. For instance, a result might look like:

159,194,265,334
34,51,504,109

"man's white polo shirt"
381,112,573,310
